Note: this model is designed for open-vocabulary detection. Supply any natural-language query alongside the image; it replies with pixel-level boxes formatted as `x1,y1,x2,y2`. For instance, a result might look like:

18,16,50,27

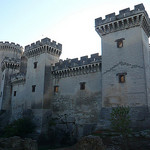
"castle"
0,3,150,138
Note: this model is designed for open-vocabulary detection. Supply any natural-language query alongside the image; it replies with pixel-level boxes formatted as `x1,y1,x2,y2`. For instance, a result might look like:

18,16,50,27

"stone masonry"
0,3,150,139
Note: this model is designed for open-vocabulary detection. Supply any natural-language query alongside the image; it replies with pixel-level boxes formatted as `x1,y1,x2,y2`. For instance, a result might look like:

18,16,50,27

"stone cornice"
95,4,150,37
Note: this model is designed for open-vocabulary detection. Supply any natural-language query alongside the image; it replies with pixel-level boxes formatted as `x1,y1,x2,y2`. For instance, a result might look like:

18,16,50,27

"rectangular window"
14,91,16,96
115,38,125,48
32,85,36,92
34,62,38,69
2,75,4,80
0,92,2,97
80,82,86,90
119,74,125,83
54,86,59,93
117,40,123,48
116,73,127,83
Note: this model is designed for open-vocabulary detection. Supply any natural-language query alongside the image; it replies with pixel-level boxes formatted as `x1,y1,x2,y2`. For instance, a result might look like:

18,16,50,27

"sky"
0,0,150,60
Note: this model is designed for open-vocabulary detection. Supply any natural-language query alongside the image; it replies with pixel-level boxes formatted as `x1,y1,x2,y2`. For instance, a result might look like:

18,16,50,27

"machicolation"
52,53,101,78
0,41,22,54
95,3,150,37
24,37,62,57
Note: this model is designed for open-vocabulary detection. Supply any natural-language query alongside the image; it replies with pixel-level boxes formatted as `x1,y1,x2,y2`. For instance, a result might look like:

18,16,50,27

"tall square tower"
95,4,150,109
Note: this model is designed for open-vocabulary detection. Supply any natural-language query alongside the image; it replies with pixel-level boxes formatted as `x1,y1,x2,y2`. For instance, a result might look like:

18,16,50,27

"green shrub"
3,117,36,137
110,106,131,137
110,106,131,150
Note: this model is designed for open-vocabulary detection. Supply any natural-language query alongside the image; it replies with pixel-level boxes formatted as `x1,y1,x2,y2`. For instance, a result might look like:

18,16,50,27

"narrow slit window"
80,82,86,90
34,62,38,69
32,85,36,92
0,92,2,97
2,75,4,80
14,91,16,96
54,86,59,93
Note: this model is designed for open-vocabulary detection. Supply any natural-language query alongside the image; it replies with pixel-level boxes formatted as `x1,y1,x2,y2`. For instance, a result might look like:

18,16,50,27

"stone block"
134,3,145,11
119,8,130,15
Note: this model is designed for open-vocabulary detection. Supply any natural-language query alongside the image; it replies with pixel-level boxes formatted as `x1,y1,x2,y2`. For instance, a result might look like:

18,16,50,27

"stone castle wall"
1,3,150,140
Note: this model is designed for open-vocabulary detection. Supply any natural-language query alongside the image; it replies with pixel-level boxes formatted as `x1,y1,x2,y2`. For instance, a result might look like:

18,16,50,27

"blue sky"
0,0,149,59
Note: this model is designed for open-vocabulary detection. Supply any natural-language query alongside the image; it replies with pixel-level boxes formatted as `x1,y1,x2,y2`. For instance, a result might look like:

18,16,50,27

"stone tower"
0,42,22,110
95,4,150,127
0,42,22,84
11,37,62,131
24,37,62,110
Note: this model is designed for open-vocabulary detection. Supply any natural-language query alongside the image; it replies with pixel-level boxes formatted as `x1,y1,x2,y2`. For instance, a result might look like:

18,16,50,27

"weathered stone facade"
0,3,150,139
95,3,150,129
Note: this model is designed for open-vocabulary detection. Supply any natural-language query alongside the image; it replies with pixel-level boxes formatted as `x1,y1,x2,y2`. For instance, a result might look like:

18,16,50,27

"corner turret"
24,37,62,58
0,42,23,54
95,3,150,108
95,3,150,37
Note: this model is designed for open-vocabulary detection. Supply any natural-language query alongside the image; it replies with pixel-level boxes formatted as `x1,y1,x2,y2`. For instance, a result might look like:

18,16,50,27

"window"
32,85,36,92
54,86,59,93
80,82,86,90
0,92,2,97
117,40,123,48
119,74,125,83
117,73,127,83
115,38,125,48
2,75,4,80
14,91,16,96
34,62,38,69
116,73,127,83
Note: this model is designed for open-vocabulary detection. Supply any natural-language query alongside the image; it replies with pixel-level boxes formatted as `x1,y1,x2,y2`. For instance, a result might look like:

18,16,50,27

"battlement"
0,41,23,54
95,4,146,26
52,53,101,78
54,53,101,70
24,37,62,51
24,37,62,58
95,3,150,37
1,57,21,72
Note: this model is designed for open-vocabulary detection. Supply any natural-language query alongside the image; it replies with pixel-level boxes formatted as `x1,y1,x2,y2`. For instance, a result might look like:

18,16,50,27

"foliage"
3,117,36,138
48,118,56,127
110,106,131,137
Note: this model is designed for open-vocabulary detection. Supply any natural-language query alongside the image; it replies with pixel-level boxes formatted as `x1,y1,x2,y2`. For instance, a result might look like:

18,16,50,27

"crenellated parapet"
52,53,101,78
24,37,62,58
0,41,23,54
1,57,21,72
95,3,150,37
11,73,26,84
